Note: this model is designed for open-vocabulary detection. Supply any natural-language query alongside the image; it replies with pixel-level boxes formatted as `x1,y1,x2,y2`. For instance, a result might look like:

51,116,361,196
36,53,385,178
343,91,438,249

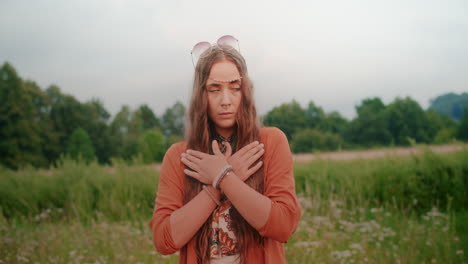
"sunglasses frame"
190,35,241,68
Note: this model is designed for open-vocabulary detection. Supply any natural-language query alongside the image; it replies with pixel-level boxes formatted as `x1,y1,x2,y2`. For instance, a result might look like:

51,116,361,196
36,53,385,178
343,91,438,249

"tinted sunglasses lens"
217,35,238,51
191,41,211,61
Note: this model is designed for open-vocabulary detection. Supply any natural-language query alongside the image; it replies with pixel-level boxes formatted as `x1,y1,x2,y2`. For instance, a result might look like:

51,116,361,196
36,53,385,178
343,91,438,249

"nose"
220,88,231,107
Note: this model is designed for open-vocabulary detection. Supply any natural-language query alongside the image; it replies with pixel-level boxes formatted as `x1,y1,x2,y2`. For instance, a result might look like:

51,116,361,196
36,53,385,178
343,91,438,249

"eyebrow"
206,79,241,88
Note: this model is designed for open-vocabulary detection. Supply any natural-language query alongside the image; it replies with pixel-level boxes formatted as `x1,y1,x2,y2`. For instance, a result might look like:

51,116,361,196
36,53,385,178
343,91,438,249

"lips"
219,112,234,118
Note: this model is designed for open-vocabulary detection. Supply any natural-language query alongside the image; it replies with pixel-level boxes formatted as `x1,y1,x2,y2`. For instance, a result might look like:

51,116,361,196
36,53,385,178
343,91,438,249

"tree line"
1,62,467,169
0,62,184,169
264,97,467,153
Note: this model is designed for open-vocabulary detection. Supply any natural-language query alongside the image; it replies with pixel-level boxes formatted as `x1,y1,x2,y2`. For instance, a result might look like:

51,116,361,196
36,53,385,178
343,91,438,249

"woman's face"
206,59,242,138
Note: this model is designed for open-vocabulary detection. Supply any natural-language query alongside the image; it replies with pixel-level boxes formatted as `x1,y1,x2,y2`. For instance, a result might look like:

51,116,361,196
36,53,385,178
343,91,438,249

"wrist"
205,185,221,199
202,185,221,206
213,164,233,190
219,171,237,191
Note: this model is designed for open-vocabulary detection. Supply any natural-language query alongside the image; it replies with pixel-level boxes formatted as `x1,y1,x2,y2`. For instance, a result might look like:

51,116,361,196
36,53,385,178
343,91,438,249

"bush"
433,128,457,144
67,128,96,163
138,129,165,164
291,128,343,153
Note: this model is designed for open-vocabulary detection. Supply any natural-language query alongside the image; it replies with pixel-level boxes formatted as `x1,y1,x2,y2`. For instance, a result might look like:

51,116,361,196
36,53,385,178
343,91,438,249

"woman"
149,35,302,264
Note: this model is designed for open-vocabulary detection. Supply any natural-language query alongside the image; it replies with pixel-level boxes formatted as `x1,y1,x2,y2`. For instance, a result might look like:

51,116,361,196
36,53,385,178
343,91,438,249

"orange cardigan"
148,126,302,263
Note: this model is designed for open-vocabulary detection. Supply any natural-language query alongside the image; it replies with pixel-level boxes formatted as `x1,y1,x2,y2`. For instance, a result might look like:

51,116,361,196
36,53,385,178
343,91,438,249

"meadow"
1,145,467,264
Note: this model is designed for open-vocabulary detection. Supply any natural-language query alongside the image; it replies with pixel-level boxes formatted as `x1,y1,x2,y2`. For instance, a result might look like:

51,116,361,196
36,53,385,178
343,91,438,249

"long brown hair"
183,45,264,263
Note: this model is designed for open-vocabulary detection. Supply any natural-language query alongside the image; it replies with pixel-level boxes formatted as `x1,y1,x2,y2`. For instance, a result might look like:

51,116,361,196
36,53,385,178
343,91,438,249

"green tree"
162,101,186,138
110,105,139,160
304,101,348,133
426,110,457,144
429,92,468,120
385,97,432,145
0,62,45,168
46,85,88,158
23,80,60,165
291,128,343,153
320,111,349,136
67,128,96,162
345,97,391,147
457,107,468,141
46,86,114,164
80,99,113,164
138,129,165,163
304,101,325,129
110,105,157,161
263,100,306,140
137,104,161,130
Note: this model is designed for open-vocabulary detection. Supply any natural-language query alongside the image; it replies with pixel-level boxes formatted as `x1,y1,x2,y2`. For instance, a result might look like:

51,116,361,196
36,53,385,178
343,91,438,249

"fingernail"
254,141,259,144
187,150,192,154
260,143,264,147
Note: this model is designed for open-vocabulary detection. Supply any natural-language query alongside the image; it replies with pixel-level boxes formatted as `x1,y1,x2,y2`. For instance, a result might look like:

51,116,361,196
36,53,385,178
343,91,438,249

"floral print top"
209,199,239,260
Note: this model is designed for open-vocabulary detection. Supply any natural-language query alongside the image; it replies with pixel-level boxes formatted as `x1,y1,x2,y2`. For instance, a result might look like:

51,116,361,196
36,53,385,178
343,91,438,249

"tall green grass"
1,148,467,263
294,147,468,213
0,158,157,224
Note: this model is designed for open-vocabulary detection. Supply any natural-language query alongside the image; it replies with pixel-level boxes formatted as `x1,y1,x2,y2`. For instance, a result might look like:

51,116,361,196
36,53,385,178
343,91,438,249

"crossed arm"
172,140,270,248
149,128,301,254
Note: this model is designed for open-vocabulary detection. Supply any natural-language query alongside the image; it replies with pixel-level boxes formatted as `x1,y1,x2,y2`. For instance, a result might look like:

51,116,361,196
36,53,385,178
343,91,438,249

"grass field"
1,145,467,263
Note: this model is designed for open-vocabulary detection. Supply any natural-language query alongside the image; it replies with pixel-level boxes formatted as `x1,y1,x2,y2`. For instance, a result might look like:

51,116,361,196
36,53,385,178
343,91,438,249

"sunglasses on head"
190,35,241,68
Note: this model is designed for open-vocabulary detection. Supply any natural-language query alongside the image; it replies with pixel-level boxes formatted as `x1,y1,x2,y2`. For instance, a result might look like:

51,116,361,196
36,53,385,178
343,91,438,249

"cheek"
207,96,216,118
235,95,242,109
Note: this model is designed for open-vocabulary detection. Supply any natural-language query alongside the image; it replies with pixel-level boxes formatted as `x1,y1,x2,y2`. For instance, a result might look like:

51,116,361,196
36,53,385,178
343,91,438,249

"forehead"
206,60,241,86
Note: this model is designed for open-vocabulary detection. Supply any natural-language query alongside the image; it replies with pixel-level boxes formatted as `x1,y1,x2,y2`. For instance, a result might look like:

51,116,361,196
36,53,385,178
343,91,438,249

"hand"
223,140,264,182
181,140,229,185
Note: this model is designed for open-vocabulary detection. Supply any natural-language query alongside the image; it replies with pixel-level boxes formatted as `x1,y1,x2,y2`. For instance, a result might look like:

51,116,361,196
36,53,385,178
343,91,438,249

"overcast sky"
1,0,467,119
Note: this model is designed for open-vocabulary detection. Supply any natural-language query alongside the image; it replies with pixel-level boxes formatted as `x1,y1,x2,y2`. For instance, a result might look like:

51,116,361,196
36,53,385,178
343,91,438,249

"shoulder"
159,141,187,188
259,126,290,157
164,141,188,160
260,126,288,143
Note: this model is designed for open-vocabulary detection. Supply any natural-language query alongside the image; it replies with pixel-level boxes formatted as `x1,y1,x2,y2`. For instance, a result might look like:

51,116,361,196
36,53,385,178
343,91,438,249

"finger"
224,141,232,157
187,149,210,159
184,169,203,182
212,140,222,156
245,148,265,165
237,141,259,157
244,143,264,160
181,157,200,171
245,161,263,180
245,149,265,166
182,153,201,163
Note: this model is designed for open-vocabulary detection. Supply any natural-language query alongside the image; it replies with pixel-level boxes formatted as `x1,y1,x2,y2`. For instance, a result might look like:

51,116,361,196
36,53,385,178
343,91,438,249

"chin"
215,120,236,129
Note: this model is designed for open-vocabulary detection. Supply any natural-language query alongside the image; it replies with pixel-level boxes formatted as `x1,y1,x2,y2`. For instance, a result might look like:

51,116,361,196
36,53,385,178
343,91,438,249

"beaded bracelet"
216,170,231,190
213,164,233,190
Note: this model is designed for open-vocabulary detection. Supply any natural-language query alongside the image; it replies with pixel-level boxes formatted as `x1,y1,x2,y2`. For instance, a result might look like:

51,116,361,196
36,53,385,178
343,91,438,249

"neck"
216,127,234,140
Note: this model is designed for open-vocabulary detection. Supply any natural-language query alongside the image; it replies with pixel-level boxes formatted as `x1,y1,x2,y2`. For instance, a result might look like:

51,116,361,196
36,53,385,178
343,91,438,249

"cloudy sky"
1,0,467,119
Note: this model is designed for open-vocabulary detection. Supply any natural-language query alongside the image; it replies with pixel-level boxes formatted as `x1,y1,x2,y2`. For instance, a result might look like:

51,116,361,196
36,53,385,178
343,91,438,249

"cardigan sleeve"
148,143,186,255
257,127,302,243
